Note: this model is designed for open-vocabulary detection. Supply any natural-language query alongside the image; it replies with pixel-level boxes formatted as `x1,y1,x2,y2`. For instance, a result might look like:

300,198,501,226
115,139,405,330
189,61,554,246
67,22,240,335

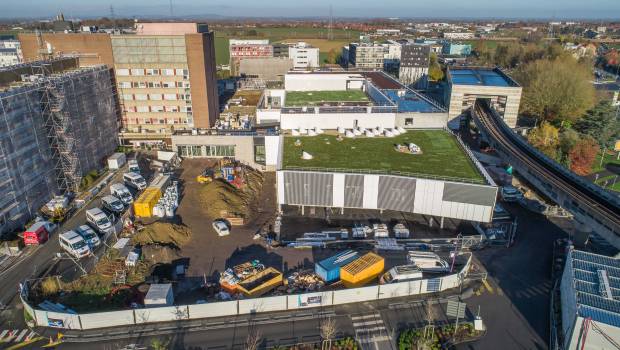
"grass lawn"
594,174,620,192
285,90,369,106
282,130,484,182
591,151,620,173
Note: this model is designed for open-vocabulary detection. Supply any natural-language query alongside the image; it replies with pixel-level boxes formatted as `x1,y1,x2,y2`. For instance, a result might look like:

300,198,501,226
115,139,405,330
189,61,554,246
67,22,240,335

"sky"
1,0,619,19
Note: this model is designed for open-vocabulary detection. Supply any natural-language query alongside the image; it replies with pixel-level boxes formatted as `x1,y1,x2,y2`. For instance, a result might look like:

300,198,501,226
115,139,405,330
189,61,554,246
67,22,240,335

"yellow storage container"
340,252,384,288
133,188,162,217
236,267,283,297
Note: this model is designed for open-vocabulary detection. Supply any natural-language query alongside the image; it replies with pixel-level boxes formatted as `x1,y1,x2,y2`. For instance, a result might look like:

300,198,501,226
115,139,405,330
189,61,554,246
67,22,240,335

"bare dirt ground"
174,159,313,283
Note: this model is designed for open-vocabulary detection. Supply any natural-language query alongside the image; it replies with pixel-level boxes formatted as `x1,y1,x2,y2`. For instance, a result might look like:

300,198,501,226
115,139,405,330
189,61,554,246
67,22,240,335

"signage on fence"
298,294,322,307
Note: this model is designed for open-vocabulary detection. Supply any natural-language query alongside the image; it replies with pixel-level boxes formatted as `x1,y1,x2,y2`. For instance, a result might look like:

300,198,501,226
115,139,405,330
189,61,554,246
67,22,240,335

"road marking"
25,331,36,341
14,329,28,342
353,319,384,327
0,330,8,339
482,279,494,294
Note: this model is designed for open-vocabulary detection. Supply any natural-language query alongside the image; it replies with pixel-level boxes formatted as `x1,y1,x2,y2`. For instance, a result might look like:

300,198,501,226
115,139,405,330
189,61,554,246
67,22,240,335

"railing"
282,166,487,185
173,129,279,137
445,128,496,186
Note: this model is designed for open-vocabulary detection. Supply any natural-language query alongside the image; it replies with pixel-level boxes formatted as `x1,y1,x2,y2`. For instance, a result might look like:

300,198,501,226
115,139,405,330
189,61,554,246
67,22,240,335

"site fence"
21,254,472,330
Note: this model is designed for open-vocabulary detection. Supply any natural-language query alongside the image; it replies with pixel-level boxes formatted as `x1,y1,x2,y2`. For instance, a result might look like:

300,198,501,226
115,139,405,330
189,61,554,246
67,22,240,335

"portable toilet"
144,283,174,307
315,250,359,283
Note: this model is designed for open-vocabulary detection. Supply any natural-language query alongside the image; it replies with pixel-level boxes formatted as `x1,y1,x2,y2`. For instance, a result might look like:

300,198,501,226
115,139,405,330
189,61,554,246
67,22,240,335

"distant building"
348,43,385,69
51,12,74,32
239,57,293,81
442,42,472,56
0,58,119,236
272,43,289,58
287,42,319,69
229,39,273,76
399,44,431,87
341,46,350,67
376,29,401,36
443,32,475,40
559,249,620,350
0,39,22,66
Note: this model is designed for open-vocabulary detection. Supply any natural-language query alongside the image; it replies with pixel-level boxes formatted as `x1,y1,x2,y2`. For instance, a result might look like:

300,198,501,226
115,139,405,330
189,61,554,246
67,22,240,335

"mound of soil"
133,222,192,248
198,168,264,219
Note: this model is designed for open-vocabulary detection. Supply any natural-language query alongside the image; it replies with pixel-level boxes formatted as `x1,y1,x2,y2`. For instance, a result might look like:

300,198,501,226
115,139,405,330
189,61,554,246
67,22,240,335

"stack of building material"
345,130,355,138
286,270,325,292
337,126,345,134
153,181,179,218
354,128,362,136
393,223,410,238
365,129,375,138
315,250,360,283
352,224,371,238
375,238,405,251
373,223,389,238
384,129,395,137
391,128,401,136
340,252,385,288
396,126,406,134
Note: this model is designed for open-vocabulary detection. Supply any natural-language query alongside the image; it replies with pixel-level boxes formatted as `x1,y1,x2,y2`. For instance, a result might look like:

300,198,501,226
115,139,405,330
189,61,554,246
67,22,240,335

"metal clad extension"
442,182,496,206
344,174,364,208
377,176,416,212
283,171,333,206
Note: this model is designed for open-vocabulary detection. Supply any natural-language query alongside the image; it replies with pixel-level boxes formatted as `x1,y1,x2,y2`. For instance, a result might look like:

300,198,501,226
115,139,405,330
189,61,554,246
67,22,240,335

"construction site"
0,57,119,237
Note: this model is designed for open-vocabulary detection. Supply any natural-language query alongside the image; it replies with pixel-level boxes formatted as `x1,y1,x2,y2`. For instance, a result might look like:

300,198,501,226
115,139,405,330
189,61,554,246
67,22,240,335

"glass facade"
177,145,235,158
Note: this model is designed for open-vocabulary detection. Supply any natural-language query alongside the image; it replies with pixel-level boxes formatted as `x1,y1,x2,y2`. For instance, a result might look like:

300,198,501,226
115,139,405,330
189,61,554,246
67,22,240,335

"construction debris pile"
132,222,192,248
152,181,179,218
286,270,325,293
220,260,266,293
218,260,284,298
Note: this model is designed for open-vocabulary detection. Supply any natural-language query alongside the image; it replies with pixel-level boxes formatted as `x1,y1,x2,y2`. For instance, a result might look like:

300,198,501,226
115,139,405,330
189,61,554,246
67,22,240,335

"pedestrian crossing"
0,329,38,343
351,313,391,342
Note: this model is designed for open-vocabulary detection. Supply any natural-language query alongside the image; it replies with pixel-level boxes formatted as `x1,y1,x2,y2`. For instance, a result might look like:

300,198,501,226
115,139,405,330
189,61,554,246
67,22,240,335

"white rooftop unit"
144,283,174,307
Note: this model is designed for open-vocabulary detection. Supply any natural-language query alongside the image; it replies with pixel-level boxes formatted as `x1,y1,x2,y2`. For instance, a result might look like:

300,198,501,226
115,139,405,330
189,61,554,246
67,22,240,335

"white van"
86,208,112,234
110,183,133,205
128,159,140,174
123,172,147,190
101,195,125,214
75,225,101,249
59,231,91,259
380,265,423,284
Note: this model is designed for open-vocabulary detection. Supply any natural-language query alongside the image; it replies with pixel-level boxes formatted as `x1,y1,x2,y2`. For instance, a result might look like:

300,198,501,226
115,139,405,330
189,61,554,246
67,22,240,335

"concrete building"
0,58,119,236
229,39,273,76
348,43,385,70
399,44,431,87
443,32,475,40
239,57,293,81
442,42,472,56
0,40,22,67
560,249,620,350
272,43,289,58
446,67,522,128
19,23,219,147
288,42,319,69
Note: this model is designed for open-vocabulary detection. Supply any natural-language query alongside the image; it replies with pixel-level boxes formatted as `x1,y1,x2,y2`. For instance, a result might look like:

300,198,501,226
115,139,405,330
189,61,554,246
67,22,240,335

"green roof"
285,90,370,106
282,130,484,183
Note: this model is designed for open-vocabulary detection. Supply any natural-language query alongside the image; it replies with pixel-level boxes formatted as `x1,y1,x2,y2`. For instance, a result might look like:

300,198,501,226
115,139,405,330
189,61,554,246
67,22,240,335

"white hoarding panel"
413,179,444,216
363,175,379,209
277,171,285,204
287,292,334,309
332,286,379,305
238,296,287,314
80,310,135,329
134,306,189,324
265,136,281,166
441,274,459,290
188,300,239,319
378,282,410,299
36,311,81,329
409,280,423,295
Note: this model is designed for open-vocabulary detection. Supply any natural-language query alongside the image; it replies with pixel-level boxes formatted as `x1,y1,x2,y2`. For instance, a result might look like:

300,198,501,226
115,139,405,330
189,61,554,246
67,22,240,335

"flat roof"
449,67,517,87
383,90,443,113
566,249,620,327
362,72,403,90
282,130,484,183
285,90,371,107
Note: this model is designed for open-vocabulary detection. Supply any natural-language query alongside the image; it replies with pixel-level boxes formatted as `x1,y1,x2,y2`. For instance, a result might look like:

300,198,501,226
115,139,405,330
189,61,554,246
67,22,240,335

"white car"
500,186,523,202
212,220,230,237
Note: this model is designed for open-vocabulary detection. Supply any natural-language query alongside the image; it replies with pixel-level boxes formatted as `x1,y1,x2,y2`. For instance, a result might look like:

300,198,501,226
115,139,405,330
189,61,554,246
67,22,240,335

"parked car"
101,195,125,214
128,159,140,174
75,225,101,249
123,172,147,191
23,220,56,245
110,183,133,205
212,220,230,237
500,185,523,202
59,231,91,259
86,208,113,234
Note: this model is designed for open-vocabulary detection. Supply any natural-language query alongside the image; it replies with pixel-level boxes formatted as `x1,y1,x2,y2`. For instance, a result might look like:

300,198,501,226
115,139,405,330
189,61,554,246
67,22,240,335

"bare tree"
320,317,337,350
245,325,262,350
424,301,436,340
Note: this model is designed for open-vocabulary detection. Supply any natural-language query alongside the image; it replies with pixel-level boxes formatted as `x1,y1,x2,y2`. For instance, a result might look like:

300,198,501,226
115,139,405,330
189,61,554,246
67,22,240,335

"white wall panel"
332,173,345,207
277,171,285,204
409,280,423,295
134,306,189,324
363,175,379,209
280,113,396,131
238,295,287,314
332,286,379,304
441,274,459,290
265,136,281,166
378,282,410,299
35,311,81,329
188,300,238,319
287,292,334,309
414,179,444,216
80,310,135,329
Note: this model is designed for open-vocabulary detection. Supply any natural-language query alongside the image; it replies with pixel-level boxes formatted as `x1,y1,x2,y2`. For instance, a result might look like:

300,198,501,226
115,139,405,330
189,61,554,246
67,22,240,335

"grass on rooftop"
283,130,484,182
285,90,369,106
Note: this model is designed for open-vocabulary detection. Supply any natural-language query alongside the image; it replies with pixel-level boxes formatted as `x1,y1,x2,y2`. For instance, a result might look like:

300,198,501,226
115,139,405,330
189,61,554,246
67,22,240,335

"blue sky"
2,0,619,19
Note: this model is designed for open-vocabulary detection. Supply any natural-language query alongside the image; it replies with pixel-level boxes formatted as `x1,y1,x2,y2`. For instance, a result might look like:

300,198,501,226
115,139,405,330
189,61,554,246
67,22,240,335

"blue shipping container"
315,250,359,283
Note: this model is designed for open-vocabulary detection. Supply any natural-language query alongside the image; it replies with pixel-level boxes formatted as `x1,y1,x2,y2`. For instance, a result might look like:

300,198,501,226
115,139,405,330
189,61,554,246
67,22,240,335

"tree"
574,101,620,150
527,122,560,159
428,52,444,81
559,129,581,167
515,56,596,122
327,49,340,64
320,317,337,350
569,137,599,175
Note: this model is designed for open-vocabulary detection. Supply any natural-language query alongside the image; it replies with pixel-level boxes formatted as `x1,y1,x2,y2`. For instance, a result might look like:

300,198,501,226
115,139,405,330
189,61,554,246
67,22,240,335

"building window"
135,94,148,101
137,106,149,112
203,145,235,157
405,118,413,126
123,94,133,100
130,69,144,76
119,82,131,88
162,69,175,76
164,94,177,101
254,145,266,165
149,94,162,100
116,69,130,76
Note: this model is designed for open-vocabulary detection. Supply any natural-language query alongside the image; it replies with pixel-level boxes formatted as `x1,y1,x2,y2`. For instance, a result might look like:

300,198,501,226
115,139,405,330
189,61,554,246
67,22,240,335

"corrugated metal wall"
442,182,496,206
344,174,364,208
377,176,416,212
283,172,333,206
